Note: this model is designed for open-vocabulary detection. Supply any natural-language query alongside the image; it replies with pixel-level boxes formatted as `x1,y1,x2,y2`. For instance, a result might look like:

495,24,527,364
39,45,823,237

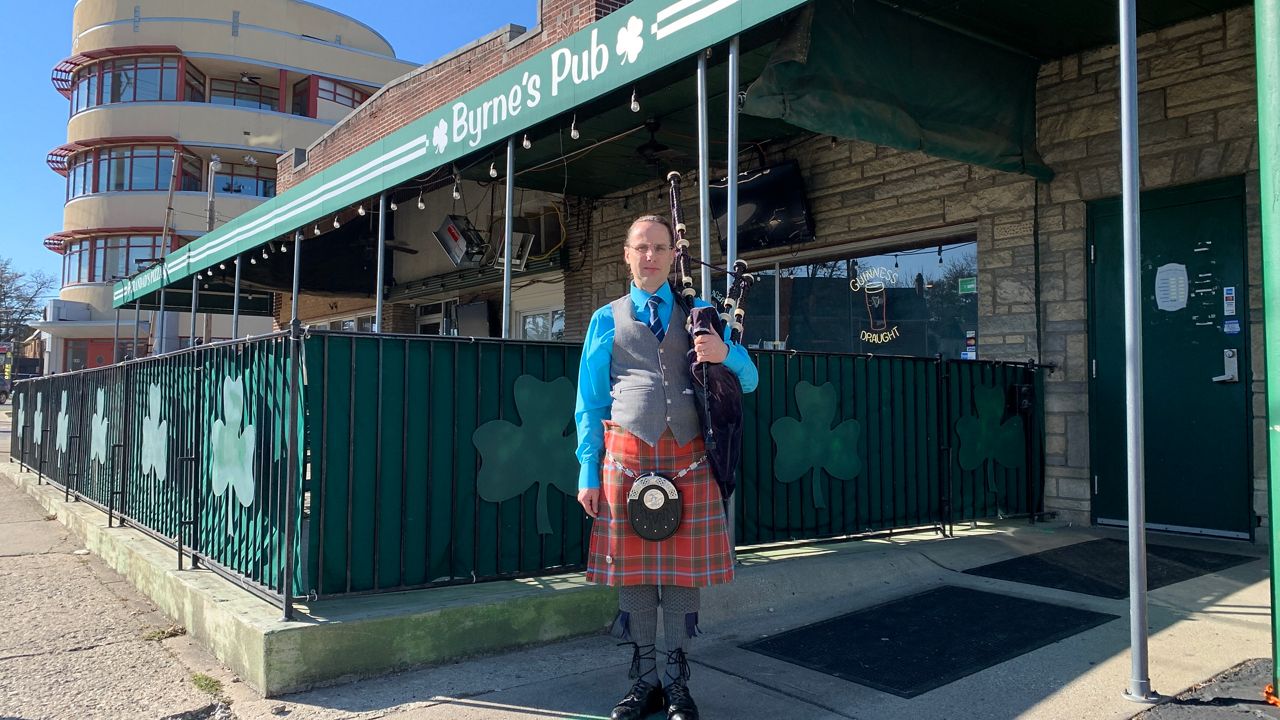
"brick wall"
562,7,1262,524
278,0,634,191
275,294,417,334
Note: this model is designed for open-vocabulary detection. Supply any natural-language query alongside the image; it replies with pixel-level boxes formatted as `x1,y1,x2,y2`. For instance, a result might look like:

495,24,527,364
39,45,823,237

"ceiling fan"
635,117,684,171
240,72,262,85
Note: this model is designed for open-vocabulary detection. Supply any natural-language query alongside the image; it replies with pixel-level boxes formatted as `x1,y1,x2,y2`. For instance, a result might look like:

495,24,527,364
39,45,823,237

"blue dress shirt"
574,282,759,490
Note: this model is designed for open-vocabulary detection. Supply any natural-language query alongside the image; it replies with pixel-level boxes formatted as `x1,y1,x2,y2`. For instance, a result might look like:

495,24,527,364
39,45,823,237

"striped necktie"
646,295,665,343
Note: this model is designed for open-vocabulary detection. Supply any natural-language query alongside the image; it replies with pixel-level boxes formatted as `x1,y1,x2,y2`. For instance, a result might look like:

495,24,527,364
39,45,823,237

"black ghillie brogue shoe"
611,677,664,720
663,649,699,720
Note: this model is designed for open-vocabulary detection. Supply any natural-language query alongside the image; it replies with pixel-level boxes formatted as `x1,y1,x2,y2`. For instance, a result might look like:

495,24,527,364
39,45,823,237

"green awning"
113,0,811,308
742,0,1053,181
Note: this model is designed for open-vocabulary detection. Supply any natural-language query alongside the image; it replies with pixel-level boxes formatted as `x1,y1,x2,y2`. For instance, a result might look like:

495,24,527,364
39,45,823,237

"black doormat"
963,539,1257,599
740,585,1117,698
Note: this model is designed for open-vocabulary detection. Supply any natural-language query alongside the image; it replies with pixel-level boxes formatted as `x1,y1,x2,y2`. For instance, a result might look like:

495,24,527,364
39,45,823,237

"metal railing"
11,332,304,609
11,329,1044,605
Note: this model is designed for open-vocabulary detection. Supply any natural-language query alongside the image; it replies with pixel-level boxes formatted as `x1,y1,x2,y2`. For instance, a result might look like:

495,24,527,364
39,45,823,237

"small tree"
0,258,56,344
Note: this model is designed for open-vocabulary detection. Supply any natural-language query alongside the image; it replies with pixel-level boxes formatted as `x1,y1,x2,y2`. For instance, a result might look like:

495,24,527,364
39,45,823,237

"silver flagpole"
697,49,713,300
157,285,167,356
502,137,515,339
1119,0,1157,703
725,36,740,292
375,192,387,333
112,308,121,363
232,254,242,339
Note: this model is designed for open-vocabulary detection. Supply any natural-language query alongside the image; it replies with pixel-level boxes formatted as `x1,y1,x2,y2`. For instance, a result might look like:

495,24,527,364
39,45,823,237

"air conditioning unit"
494,232,535,272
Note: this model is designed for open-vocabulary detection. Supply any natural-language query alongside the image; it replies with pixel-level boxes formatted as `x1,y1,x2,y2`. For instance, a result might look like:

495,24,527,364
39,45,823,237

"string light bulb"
281,240,289,252
570,115,580,140
389,199,397,211
452,177,462,201
489,162,498,178
313,223,321,236
332,215,341,229
262,248,269,259
937,245,944,265
630,88,640,113
893,255,899,270
522,134,532,150
219,262,226,270
250,256,257,265
417,191,425,211
357,204,366,217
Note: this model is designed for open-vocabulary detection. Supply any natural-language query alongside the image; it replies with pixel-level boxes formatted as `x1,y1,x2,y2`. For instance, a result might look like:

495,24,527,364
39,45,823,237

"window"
520,309,565,341
291,78,311,117
316,78,370,109
100,56,180,105
61,235,169,286
741,239,979,359
417,300,457,335
185,64,206,103
78,146,200,198
213,162,276,198
209,79,279,111
326,314,376,333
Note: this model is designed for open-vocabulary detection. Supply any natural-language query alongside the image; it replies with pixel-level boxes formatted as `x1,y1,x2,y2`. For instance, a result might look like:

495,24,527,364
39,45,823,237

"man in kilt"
575,215,759,720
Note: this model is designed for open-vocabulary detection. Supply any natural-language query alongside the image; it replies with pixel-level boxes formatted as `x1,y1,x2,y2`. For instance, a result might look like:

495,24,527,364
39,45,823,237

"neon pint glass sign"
850,268,902,344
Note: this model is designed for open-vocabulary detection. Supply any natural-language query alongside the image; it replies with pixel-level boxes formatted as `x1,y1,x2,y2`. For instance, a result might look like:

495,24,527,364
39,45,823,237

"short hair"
626,214,673,245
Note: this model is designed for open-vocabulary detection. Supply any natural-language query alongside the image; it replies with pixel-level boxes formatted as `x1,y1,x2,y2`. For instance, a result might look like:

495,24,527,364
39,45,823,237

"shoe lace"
665,648,691,687
618,641,657,681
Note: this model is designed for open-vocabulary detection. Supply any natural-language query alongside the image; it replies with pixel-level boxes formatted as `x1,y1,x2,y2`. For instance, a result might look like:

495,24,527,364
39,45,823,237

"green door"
1088,177,1252,539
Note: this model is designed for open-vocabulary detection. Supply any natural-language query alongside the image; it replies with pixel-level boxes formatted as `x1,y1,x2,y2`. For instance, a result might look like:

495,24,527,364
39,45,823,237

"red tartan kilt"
586,421,734,588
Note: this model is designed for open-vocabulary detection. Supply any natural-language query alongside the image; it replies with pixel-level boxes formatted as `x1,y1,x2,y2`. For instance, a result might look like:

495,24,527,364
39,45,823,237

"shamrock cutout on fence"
55,390,70,465
432,119,449,154
140,383,169,483
89,389,110,468
770,381,862,509
474,375,578,535
210,376,257,533
955,382,1025,497
31,393,43,447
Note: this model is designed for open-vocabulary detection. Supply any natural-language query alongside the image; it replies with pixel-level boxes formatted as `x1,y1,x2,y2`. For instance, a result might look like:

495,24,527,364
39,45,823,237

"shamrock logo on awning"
770,381,861,509
616,16,644,64
473,375,577,535
140,383,169,483
432,119,449,154
955,382,1025,497
210,376,256,533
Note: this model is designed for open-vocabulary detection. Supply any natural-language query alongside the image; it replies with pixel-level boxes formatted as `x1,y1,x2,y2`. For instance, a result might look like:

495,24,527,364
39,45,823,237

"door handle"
1211,349,1239,383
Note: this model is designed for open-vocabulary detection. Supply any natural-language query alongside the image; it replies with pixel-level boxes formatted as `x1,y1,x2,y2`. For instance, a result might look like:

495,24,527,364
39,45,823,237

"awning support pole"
1119,0,1158,704
189,275,199,347
232,254,242,339
502,136,515,339
282,228,303,621
375,192,387,333
157,286,167,356
725,35,740,292
112,309,121,363
132,301,140,359
1255,0,1280,697
697,49,713,300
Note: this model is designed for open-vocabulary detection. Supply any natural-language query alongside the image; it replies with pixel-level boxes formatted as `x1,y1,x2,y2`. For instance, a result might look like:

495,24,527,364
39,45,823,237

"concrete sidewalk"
0,402,1274,719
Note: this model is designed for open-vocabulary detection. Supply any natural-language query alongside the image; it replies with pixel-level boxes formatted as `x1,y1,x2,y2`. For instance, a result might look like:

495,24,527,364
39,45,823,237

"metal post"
232,254,242,339
132,301,140,358
1119,0,1157,704
773,261,782,344
112,308,121,363
375,192,387,333
206,155,222,232
502,136,515,339
1255,0,1280,698
281,229,303,620
725,35,740,295
157,285,167,356
697,49,713,299
189,275,199,348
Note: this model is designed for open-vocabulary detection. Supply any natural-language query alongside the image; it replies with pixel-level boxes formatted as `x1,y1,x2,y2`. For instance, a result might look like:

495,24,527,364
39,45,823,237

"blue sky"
0,0,539,292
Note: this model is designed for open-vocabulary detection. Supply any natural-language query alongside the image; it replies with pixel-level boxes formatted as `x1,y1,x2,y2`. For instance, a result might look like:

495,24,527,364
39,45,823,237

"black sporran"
626,473,682,541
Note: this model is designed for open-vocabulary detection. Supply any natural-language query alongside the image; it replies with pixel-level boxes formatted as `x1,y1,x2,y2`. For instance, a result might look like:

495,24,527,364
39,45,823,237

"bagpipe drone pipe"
666,170,756,509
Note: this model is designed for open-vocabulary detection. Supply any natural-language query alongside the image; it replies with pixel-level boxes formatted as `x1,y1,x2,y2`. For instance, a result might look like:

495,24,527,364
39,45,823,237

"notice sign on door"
1223,286,1236,316
1154,263,1189,311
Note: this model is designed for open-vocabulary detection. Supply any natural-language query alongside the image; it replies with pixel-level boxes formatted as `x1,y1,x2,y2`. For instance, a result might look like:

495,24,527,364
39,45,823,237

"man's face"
625,221,675,293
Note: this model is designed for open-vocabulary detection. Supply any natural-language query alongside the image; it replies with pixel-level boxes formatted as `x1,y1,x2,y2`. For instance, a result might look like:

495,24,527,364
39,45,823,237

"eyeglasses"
627,244,673,256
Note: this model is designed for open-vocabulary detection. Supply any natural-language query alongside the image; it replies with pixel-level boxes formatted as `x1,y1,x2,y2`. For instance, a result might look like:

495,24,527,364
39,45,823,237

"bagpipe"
666,170,755,507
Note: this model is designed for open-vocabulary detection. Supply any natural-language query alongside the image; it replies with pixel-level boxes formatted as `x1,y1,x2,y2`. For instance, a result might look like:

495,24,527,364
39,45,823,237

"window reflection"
742,239,979,359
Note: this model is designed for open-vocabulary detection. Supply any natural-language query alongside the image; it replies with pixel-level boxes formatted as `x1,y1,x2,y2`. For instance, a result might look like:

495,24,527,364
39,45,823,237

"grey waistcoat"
609,295,701,447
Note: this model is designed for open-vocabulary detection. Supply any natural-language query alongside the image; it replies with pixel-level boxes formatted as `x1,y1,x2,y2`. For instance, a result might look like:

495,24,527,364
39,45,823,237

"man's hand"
693,332,730,364
578,488,600,518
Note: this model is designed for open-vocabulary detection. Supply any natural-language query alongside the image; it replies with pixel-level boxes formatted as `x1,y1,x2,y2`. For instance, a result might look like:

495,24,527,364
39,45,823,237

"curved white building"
36,0,416,372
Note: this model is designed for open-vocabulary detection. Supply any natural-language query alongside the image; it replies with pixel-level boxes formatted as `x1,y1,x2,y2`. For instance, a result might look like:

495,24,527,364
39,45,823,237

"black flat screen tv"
709,160,815,253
